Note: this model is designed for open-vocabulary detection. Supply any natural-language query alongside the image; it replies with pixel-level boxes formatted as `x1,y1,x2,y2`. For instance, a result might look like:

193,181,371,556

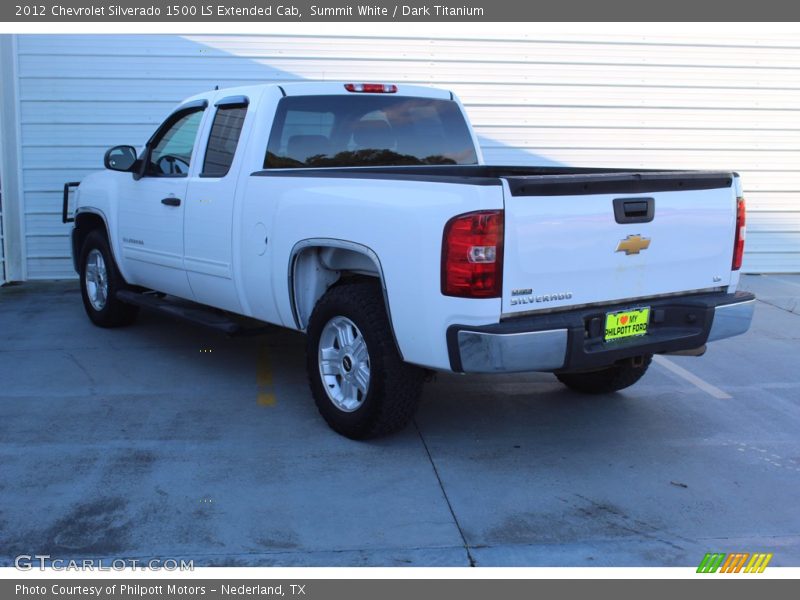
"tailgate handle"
613,197,654,224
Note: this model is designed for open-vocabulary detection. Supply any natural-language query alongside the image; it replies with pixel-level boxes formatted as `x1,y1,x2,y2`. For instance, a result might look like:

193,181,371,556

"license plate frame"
604,307,651,342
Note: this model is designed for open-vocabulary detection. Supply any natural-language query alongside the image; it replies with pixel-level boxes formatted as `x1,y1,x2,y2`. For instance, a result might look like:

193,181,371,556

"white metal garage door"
8,30,800,278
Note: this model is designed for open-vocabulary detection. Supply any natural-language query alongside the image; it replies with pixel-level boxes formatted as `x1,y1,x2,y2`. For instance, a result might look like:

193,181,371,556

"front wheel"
306,281,424,439
555,355,653,394
79,230,139,328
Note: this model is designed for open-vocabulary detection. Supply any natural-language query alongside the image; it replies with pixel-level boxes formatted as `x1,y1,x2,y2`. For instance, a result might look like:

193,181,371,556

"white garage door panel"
481,147,800,171
746,193,800,210
467,106,800,129
18,54,302,79
20,101,175,125
16,64,800,91
26,234,68,255
747,213,800,232
19,79,225,103
457,86,800,110
23,169,95,194
21,34,800,66
728,173,800,193
20,53,800,84
23,147,110,169
26,212,76,235
13,32,800,279
477,128,800,151
25,257,73,279
22,123,154,147
748,231,800,253
21,192,65,215
744,253,800,274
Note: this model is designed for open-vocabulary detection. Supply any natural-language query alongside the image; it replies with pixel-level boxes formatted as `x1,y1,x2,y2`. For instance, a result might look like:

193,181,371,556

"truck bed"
255,164,739,318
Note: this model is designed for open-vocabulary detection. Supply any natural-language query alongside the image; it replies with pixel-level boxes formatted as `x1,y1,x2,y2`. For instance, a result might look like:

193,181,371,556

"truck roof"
180,81,453,106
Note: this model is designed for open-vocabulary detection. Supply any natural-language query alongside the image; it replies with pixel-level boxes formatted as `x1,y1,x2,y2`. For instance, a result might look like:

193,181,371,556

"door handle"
161,197,181,207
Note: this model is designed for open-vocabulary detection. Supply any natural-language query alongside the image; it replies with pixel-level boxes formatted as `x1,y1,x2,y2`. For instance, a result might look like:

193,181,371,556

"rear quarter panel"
238,175,504,370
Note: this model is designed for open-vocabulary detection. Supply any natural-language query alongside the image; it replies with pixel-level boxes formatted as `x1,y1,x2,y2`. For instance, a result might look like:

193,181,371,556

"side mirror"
104,145,138,172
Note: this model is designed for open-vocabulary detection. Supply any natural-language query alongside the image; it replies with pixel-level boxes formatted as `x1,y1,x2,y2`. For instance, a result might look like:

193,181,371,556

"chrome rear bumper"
449,291,756,374
707,298,756,342
457,328,568,373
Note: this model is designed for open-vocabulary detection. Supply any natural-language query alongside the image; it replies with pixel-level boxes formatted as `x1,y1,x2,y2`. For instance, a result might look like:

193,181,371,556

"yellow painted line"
257,392,277,406
257,345,273,387
652,355,732,400
256,344,276,406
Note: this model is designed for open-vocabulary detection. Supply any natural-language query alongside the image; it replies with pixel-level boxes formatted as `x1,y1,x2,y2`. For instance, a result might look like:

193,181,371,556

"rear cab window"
265,95,478,168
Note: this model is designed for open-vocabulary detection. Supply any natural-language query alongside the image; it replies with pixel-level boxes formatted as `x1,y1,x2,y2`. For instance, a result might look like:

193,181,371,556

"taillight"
442,210,504,298
344,83,398,93
732,197,746,270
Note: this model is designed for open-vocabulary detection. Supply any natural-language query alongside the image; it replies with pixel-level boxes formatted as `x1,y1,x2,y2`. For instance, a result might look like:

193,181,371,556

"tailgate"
501,172,737,316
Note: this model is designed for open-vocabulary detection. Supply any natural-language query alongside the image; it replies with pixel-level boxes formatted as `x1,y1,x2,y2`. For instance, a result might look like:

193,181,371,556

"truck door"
183,96,251,313
117,101,207,299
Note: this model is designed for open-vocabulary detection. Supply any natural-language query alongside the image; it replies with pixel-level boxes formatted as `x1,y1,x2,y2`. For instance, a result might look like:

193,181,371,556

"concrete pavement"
1,275,799,567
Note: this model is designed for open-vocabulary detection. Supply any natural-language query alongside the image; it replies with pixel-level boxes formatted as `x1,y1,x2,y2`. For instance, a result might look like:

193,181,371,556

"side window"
201,104,248,177
147,109,204,177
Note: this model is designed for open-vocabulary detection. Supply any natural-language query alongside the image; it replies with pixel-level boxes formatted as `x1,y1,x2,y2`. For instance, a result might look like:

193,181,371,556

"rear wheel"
79,230,139,327
555,355,652,394
306,281,425,439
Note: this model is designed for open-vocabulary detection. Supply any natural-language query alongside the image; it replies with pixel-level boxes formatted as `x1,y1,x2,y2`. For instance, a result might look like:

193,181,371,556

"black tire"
79,229,139,328
306,281,425,439
555,355,653,394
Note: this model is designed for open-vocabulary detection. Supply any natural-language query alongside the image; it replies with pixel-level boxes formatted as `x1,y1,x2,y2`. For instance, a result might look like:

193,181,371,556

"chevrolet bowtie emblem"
616,234,651,255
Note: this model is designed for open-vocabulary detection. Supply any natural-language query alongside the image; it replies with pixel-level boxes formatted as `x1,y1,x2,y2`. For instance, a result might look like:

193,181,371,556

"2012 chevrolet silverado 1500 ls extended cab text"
64,82,755,439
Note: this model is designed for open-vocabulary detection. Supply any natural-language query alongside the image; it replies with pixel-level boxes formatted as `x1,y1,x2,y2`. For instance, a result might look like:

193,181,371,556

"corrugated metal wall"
10,32,800,278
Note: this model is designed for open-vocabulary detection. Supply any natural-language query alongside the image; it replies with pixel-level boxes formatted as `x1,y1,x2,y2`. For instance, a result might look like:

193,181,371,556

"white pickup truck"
65,82,755,439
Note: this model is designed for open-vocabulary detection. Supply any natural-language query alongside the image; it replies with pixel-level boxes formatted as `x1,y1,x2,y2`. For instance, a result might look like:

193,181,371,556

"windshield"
265,95,478,168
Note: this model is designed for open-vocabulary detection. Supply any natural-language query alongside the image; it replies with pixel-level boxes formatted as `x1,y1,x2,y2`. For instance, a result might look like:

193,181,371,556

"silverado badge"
616,234,651,255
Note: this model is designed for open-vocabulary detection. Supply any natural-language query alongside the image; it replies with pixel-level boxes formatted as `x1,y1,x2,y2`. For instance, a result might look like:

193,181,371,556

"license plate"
604,307,651,341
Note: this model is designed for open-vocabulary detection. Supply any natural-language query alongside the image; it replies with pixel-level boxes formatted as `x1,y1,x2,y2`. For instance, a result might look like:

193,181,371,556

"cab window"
146,108,205,177
265,95,478,168
201,104,248,177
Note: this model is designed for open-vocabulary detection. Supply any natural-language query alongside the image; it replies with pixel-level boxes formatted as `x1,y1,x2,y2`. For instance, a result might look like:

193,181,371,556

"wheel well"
291,244,385,331
73,213,107,251
72,213,108,271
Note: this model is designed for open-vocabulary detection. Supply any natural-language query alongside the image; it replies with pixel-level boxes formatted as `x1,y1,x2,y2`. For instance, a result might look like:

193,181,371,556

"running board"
116,290,249,335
